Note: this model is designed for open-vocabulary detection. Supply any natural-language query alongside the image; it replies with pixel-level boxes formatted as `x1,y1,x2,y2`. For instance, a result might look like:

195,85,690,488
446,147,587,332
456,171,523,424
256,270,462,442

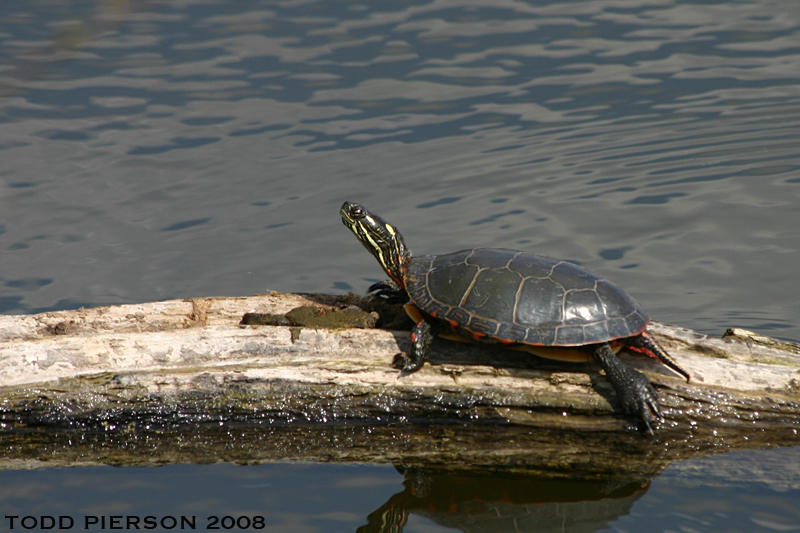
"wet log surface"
0,291,798,481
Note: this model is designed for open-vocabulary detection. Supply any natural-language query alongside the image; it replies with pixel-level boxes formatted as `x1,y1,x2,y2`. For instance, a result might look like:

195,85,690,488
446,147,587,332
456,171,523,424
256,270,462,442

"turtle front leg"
367,280,410,304
591,343,661,434
393,319,439,374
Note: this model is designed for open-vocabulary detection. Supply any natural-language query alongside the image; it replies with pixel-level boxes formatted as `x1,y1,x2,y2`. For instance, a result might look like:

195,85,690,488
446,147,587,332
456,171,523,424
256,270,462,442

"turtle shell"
404,248,649,346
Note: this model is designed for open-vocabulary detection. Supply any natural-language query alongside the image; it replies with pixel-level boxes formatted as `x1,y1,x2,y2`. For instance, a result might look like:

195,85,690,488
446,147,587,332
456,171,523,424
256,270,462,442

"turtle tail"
625,331,691,382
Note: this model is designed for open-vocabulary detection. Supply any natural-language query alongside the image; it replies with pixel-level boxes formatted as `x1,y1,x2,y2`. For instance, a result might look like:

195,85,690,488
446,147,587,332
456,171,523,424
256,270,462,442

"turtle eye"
351,205,365,219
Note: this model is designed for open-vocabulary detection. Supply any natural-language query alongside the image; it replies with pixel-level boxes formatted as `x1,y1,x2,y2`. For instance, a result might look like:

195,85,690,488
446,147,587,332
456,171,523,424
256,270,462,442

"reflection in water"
358,466,649,533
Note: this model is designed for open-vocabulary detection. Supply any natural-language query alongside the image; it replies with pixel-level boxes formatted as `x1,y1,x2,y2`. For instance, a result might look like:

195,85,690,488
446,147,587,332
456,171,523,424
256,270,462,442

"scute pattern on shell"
405,248,649,346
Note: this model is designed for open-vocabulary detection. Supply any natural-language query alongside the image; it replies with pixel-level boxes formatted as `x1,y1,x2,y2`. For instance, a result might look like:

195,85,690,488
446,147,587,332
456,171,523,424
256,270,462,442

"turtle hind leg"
591,343,661,434
393,319,439,375
624,331,691,382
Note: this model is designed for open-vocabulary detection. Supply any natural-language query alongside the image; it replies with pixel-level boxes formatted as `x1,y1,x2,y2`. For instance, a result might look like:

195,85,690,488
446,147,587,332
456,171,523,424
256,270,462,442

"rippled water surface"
1,0,799,531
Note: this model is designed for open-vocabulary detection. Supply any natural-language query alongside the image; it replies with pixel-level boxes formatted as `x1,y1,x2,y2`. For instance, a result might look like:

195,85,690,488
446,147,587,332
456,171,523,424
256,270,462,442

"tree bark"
0,291,798,479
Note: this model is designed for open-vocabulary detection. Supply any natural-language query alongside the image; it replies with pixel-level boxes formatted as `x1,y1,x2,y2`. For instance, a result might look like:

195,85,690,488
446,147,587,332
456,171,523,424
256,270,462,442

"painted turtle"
340,201,690,432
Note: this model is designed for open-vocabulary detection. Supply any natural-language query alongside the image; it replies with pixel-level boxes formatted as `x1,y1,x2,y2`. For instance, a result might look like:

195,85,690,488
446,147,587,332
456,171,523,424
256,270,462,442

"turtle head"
341,201,411,287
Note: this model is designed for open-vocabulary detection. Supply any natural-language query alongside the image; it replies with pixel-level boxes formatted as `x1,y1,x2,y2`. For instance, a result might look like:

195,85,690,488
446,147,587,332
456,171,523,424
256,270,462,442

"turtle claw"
392,352,410,370
622,372,662,434
392,352,423,375
592,343,664,433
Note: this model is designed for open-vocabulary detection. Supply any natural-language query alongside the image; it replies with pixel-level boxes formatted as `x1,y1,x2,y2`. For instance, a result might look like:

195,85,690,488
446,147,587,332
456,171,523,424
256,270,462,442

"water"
0,456,798,532
1,0,799,531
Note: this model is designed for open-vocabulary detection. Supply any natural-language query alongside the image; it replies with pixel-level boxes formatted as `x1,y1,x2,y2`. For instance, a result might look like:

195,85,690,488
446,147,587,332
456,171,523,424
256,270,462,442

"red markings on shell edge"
448,319,459,332
471,332,486,341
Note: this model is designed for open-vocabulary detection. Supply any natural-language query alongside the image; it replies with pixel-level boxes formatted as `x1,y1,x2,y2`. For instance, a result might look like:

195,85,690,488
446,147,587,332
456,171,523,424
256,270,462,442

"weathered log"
0,291,798,479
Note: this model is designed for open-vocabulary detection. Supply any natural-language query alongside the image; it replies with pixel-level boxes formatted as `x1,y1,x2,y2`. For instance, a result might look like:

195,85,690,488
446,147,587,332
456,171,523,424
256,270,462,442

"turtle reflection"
358,466,650,533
